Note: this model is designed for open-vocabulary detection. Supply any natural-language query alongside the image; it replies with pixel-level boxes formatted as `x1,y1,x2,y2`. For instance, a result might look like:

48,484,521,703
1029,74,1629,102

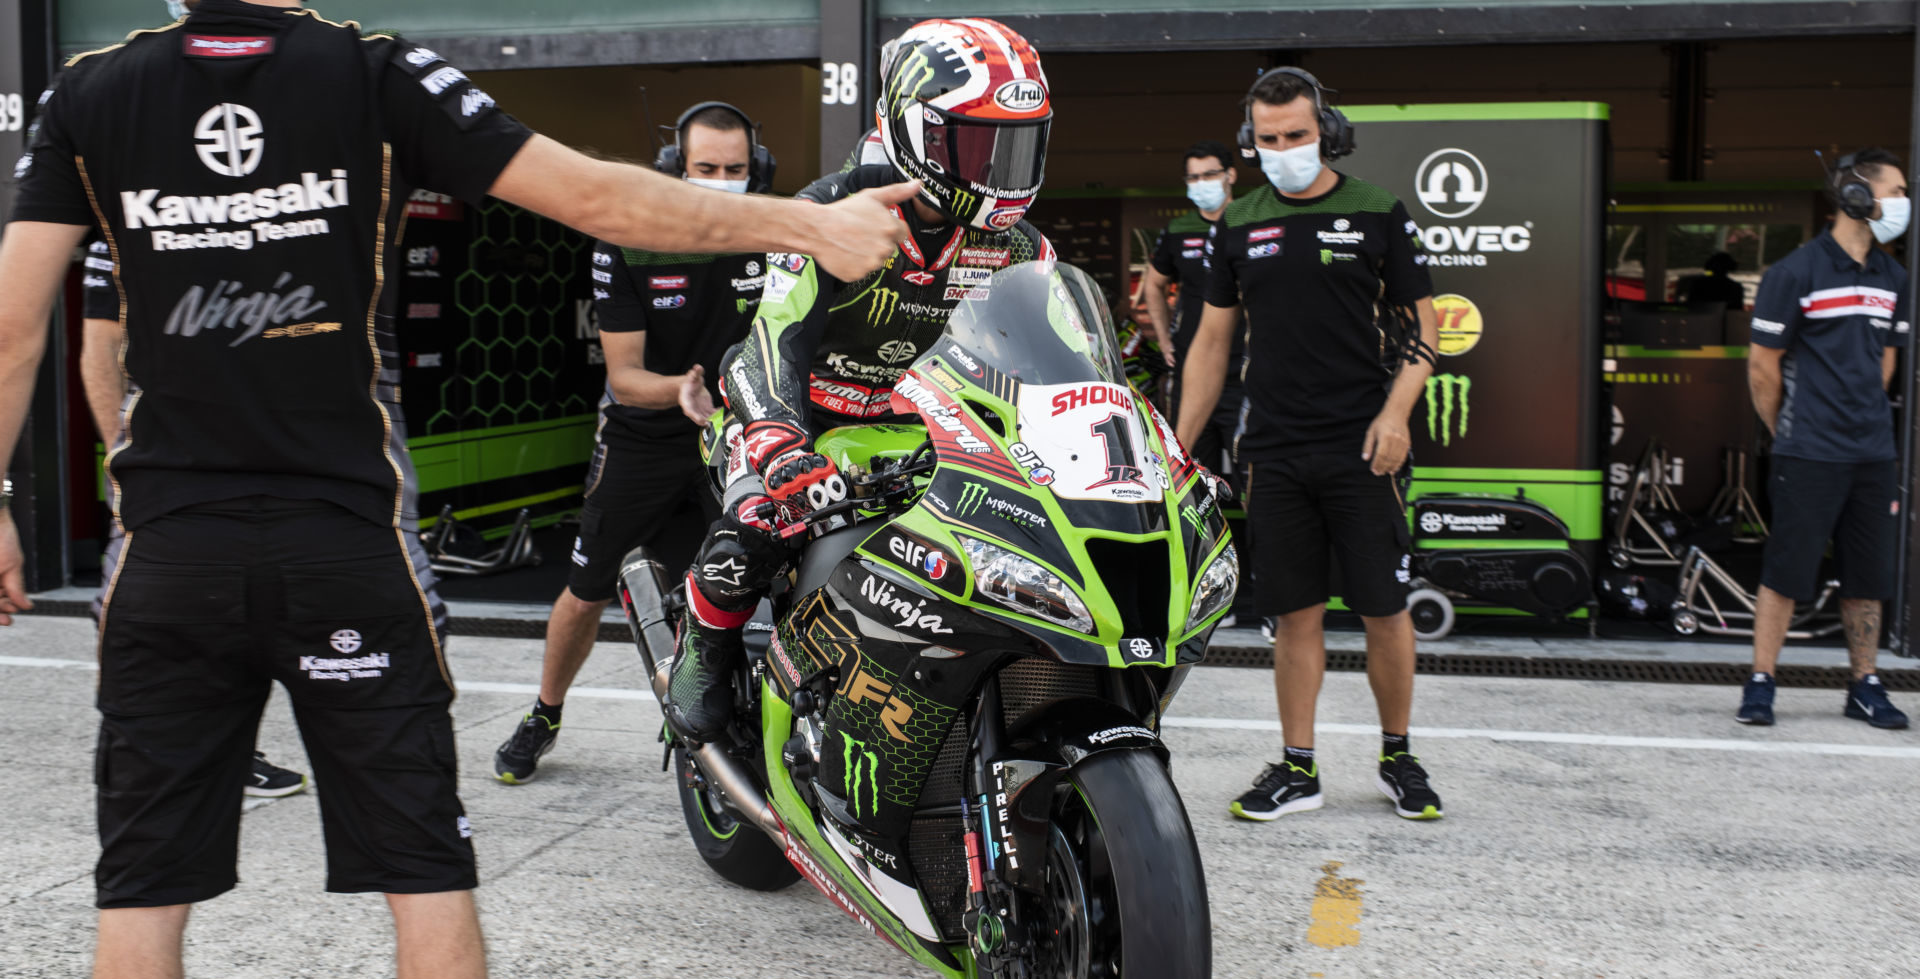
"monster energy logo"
888,48,936,114
1424,373,1472,447
950,187,976,216
956,482,989,516
736,298,752,314
867,287,900,326
841,731,881,818
1320,249,1333,265
1181,505,1206,535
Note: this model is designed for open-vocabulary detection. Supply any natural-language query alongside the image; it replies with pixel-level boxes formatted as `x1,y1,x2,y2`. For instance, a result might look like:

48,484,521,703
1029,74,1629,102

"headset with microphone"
654,101,776,194
1821,151,1877,221
1236,66,1355,163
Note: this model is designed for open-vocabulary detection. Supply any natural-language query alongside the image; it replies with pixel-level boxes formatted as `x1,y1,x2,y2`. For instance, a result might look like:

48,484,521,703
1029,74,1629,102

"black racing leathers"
667,166,1052,740
719,165,1053,434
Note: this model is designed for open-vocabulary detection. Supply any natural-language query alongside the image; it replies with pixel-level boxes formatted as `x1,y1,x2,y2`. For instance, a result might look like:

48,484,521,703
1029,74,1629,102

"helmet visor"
927,116,1049,199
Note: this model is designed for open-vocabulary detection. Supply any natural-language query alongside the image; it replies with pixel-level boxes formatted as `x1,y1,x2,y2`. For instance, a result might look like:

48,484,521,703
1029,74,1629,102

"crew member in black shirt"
1145,139,1247,485
0,1,908,972
1179,68,1445,824
491,103,773,783
79,241,311,798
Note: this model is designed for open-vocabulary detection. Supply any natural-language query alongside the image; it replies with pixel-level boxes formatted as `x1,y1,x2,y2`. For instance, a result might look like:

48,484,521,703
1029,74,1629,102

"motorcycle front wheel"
1035,749,1210,978
673,746,800,892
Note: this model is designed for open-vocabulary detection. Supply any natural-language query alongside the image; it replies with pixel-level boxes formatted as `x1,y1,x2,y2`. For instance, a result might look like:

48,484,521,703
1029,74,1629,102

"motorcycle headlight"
958,535,1095,634
1185,544,1238,631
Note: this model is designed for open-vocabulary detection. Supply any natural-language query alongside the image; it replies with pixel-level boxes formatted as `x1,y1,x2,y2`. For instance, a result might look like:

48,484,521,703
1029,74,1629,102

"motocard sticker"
1015,382,1161,504
959,247,1010,268
185,35,275,57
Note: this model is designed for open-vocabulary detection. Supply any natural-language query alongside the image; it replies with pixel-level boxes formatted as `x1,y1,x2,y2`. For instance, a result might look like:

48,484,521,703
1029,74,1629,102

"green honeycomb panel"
424,200,596,436
825,651,959,815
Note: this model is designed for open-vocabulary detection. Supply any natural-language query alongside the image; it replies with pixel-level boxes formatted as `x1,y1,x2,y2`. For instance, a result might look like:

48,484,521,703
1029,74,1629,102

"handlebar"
775,439,937,540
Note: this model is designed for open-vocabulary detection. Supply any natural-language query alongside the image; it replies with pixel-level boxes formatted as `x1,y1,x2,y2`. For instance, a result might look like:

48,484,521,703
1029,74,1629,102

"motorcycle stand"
1607,440,1686,570
1668,544,1841,639
420,504,543,577
1705,445,1768,545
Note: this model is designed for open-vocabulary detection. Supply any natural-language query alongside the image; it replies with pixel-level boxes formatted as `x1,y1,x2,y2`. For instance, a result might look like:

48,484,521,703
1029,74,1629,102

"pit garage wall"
391,63,823,535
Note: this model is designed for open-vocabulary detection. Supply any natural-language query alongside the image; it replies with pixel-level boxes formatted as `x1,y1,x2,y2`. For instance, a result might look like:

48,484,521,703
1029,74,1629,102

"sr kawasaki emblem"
1423,373,1472,447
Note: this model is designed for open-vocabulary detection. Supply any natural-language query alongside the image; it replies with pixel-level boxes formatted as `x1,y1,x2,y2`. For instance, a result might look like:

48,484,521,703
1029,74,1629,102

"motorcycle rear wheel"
1033,749,1211,978
674,746,800,892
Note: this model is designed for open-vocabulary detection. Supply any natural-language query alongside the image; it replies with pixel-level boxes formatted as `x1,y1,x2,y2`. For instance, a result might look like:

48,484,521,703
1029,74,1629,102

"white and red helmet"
876,18,1051,233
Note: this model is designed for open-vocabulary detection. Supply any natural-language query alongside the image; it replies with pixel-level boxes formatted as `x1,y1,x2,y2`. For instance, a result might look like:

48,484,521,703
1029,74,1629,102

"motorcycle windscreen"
926,262,1170,533
939,261,1129,387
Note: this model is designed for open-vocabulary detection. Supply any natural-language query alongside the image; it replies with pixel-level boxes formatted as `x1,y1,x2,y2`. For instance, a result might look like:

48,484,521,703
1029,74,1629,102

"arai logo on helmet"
994,79,1046,112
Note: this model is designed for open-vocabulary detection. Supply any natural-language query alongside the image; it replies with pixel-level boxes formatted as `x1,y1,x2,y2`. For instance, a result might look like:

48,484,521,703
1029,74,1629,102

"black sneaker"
1259,617,1276,644
1844,674,1910,730
493,713,560,784
1736,673,1776,726
246,752,308,798
1377,752,1443,820
1228,761,1322,821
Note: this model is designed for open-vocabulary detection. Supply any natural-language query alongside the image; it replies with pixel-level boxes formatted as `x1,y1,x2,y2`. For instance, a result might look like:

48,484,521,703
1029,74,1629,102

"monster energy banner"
1339,104,1607,508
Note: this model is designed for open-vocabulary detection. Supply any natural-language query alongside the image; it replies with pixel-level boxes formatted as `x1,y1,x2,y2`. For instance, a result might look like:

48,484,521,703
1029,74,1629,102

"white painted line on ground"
9,655,1918,761
0,654,97,670
459,680,655,702
1161,717,1920,760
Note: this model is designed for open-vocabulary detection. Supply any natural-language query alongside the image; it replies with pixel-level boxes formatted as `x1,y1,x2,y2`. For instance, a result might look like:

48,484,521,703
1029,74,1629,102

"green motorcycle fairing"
744,263,1237,974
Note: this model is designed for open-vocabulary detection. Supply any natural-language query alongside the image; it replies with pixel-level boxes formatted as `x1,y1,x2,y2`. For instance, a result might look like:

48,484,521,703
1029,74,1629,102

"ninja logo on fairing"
1423,373,1472,447
859,574,955,636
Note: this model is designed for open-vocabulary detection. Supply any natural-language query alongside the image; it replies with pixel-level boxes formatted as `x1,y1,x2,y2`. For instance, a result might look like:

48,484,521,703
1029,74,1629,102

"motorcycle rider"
665,18,1056,742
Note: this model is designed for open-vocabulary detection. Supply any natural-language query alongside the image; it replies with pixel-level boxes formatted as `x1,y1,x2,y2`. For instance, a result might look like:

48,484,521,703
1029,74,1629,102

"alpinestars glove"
740,420,849,513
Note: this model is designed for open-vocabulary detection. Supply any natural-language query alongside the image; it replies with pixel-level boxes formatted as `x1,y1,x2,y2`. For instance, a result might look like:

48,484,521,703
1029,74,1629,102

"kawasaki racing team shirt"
10,0,533,529
1203,174,1432,460
1149,209,1244,376
591,243,762,445
1750,228,1911,462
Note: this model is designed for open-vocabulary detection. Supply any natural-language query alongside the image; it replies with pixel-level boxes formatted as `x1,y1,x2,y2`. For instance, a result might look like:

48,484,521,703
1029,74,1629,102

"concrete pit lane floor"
2,613,1917,978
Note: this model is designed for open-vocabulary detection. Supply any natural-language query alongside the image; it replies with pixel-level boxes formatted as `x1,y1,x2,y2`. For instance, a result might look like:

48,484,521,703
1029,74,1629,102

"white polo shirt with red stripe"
1750,228,1910,462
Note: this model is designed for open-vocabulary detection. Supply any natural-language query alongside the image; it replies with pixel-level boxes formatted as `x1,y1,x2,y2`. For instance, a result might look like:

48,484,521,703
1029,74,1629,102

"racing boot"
664,549,761,743
665,606,748,743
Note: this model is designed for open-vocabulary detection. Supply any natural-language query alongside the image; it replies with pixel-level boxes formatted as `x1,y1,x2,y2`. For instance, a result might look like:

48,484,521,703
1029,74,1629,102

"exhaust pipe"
618,549,784,840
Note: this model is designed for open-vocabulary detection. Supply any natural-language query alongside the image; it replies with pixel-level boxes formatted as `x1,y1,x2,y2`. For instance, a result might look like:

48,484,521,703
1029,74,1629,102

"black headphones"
654,101,776,194
1236,66,1355,163
1829,152,1876,221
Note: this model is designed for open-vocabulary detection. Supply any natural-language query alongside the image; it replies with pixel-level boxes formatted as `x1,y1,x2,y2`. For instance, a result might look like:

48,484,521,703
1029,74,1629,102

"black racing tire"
673,747,800,892
1040,749,1210,979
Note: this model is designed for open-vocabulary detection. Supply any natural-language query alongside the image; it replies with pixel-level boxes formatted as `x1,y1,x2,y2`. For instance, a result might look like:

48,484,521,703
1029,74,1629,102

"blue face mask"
1186,178,1227,212
1870,196,1910,244
1257,141,1324,194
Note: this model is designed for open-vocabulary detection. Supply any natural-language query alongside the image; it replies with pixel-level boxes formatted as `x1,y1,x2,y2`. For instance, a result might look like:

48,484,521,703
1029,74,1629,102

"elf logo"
1415,148,1488,219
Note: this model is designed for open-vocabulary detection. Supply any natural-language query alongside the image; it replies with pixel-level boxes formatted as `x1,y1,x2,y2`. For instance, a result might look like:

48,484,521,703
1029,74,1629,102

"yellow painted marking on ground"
1307,861,1365,948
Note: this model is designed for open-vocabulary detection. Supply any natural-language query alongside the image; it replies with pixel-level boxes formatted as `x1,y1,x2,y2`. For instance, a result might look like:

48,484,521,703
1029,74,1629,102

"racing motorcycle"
617,262,1236,978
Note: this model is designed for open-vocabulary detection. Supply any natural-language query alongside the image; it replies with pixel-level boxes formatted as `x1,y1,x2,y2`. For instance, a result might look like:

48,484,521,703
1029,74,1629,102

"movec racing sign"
1340,105,1604,478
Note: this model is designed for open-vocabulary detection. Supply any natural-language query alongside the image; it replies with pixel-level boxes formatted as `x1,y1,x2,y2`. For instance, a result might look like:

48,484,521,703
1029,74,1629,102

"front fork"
960,676,1063,971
